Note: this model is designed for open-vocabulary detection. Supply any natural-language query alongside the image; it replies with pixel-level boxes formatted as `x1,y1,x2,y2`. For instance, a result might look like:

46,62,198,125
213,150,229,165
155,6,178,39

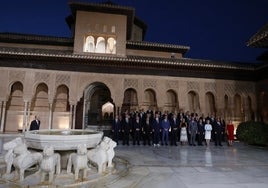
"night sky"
1,0,268,63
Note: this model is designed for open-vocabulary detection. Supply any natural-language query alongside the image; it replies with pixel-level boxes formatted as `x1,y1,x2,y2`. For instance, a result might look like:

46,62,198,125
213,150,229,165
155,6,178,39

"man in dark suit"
122,113,131,145
170,113,179,146
213,117,223,146
112,114,121,145
29,115,40,131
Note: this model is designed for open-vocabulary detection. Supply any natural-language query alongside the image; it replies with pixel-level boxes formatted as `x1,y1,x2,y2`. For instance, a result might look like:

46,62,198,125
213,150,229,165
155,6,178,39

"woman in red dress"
226,120,234,146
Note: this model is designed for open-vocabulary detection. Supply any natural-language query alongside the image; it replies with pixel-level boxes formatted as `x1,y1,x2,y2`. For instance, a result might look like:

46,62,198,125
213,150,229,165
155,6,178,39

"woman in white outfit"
180,118,188,145
204,119,213,146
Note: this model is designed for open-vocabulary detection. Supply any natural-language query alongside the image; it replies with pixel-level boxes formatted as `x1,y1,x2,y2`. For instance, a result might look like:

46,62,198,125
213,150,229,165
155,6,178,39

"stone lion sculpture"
12,143,42,181
87,136,117,174
103,136,117,168
67,144,89,180
3,137,23,175
40,145,61,183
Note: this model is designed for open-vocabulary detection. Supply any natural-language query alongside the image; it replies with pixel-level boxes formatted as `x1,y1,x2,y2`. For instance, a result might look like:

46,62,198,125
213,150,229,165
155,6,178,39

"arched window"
144,89,157,110
32,83,49,111
234,94,242,120
122,88,138,112
84,36,95,52
95,37,105,53
165,90,178,112
187,91,200,113
205,92,216,116
54,85,69,112
106,37,116,54
7,81,24,111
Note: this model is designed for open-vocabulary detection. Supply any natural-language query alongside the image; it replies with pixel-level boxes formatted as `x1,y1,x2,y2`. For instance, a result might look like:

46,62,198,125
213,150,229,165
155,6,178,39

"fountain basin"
24,129,104,150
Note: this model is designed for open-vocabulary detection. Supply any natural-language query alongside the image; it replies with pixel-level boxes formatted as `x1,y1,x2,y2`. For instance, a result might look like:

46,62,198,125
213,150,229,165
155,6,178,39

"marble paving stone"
172,167,197,173
178,172,236,184
224,171,266,183
147,167,173,173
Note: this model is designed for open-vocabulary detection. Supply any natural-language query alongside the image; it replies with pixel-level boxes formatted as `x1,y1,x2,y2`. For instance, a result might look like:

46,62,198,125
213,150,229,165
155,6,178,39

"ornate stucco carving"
9,70,25,83
204,82,216,92
143,79,156,89
224,83,235,97
166,80,178,89
187,81,199,92
124,79,138,89
34,72,50,85
56,74,70,88
224,82,255,97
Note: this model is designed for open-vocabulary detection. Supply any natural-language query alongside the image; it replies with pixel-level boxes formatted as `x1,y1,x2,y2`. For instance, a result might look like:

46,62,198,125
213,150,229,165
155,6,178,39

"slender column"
48,103,53,129
0,101,2,124
82,99,87,129
22,101,28,132
69,105,73,129
0,101,7,132
26,102,31,129
72,104,77,129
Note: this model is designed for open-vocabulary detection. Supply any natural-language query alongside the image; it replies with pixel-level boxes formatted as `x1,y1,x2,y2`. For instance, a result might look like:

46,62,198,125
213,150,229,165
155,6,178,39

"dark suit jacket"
29,119,40,130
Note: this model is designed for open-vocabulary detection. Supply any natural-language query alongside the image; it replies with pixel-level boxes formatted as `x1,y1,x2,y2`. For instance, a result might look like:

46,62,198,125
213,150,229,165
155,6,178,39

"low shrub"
236,121,268,146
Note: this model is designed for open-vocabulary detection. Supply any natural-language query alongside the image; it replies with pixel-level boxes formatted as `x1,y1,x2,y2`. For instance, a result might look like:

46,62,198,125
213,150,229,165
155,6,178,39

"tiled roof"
247,23,268,48
0,32,73,46
127,41,190,54
0,46,254,71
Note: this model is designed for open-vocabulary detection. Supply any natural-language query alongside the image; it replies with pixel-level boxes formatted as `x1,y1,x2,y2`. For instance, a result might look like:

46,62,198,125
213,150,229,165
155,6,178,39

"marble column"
0,101,6,132
26,102,31,129
0,101,2,125
72,104,76,129
48,103,53,129
69,105,73,129
23,101,28,132
82,99,86,129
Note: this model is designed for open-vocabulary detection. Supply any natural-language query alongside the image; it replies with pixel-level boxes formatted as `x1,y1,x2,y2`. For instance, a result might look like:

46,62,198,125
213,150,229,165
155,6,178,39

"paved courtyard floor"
0,134,268,188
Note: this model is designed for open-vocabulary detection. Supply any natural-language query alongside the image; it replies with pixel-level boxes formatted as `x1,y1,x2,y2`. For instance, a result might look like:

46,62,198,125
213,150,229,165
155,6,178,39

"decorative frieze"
124,79,138,89
9,70,25,83
187,81,199,92
79,75,90,90
143,79,157,89
166,80,178,89
56,74,70,88
204,82,216,92
224,83,255,96
35,72,50,84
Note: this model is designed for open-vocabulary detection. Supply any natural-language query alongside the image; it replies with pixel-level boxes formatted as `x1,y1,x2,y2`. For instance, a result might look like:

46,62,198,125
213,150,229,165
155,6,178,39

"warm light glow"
18,115,23,129
58,117,69,129
102,102,114,113
233,121,240,135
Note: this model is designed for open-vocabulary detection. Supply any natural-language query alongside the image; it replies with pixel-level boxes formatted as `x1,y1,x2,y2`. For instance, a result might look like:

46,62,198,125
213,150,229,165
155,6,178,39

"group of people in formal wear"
112,110,235,147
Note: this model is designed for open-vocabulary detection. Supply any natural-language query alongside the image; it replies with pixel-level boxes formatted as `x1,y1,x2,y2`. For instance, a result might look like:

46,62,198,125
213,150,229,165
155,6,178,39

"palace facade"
0,1,267,133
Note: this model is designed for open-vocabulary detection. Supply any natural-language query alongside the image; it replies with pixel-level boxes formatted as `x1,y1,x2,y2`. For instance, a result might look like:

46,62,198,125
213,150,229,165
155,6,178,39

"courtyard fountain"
24,129,104,150
0,128,127,187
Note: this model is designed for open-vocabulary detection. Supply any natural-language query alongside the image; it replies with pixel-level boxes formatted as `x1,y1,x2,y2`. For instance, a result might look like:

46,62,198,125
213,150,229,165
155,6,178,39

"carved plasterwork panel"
224,84,234,96
79,75,90,90
143,79,156,89
34,72,49,85
9,70,25,83
56,74,70,88
240,83,255,94
124,79,138,89
224,83,255,97
204,82,216,92
187,81,199,92
166,80,178,89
